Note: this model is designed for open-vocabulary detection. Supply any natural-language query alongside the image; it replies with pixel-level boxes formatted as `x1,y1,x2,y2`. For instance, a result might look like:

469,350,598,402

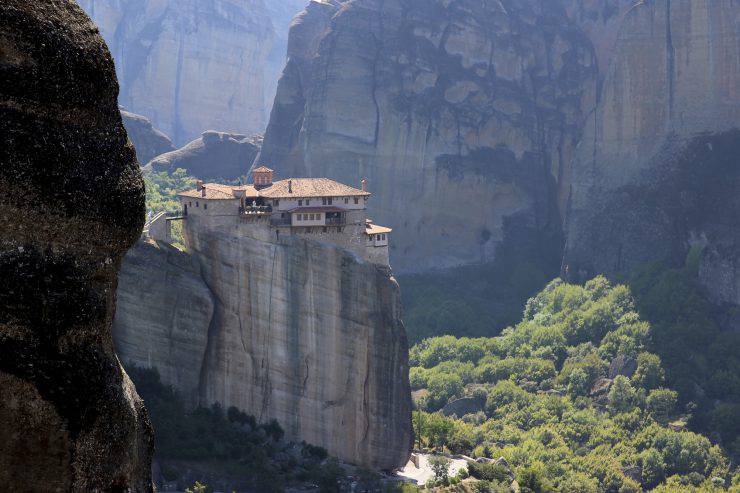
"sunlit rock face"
260,0,599,273
0,0,153,489
116,226,413,470
77,0,306,144
563,0,740,311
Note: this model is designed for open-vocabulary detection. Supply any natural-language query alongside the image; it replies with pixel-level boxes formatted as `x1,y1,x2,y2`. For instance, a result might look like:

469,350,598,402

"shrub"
467,462,510,483
646,388,678,420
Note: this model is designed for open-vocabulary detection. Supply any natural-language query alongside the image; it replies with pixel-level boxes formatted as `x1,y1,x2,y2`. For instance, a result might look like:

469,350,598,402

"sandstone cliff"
0,0,153,489
78,0,306,144
563,0,740,308
122,109,175,164
115,224,413,469
260,0,599,272
146,131,261,180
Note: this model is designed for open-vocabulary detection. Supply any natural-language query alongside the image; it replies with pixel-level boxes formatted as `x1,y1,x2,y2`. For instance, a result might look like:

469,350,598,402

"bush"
467,462,510,483
647,389,678,420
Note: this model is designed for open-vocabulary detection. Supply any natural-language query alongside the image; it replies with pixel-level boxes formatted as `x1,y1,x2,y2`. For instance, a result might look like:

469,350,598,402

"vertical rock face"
0,0,153,490
77,0,306,145
115,222,413,469
563,0,740,308
260,0,599,272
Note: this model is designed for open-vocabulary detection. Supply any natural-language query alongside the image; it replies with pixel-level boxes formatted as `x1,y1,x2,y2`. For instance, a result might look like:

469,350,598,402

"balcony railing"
241,205,272,215
325,217,344,226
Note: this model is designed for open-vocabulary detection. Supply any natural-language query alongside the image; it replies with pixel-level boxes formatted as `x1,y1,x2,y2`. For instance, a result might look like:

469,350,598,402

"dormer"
252,166,274,190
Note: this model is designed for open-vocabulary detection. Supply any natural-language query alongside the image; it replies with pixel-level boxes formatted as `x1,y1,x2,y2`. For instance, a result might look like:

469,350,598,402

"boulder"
0,0,153,489
441,396,486,418
609,355,638,379
121,109,175,164
146,131,261,180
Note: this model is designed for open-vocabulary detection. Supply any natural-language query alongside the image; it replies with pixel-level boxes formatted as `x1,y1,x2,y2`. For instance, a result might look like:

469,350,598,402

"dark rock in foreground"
146,131,261,180
121,109,175,164
0,0,153,489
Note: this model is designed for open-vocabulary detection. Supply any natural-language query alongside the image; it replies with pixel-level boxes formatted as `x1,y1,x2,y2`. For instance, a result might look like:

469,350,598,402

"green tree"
632,352,665,390
607,376,638,413
646,388,678,421
428,455,451,482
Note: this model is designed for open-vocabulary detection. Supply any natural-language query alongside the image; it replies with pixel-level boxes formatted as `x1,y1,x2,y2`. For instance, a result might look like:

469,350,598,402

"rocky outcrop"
0,0,153,489
122,109,175,164
260,0,599,272
77,0,306,144
146,131,261,180
563,0,740,310
115,222,413,469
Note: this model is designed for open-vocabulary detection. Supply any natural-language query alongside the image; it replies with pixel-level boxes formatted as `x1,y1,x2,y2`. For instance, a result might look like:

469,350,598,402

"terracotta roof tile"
259,178,370,198
252,166,273,172
178,183,238,200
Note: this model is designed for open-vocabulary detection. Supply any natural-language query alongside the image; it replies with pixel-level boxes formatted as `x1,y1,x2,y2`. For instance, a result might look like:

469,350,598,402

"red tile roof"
259,178,370,199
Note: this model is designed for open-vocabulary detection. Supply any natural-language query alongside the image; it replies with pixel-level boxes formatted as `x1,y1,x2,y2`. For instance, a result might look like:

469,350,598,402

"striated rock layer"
563,0,740,309
115,219,413,469
77,0,306,144
261,0,599,272
0,0,153,489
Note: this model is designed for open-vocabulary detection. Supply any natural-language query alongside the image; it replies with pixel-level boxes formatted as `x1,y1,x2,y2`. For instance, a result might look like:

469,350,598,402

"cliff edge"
115,217,413,469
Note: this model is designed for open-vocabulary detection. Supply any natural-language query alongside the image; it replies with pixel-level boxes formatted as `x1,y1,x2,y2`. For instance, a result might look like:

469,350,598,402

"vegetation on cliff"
128,367,354,492
410,275,739,492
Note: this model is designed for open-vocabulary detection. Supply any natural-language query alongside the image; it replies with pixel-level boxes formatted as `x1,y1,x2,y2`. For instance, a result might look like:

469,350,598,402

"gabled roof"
232,184,260,197
253,166,273,173
178,183,238,200
259,178,371,199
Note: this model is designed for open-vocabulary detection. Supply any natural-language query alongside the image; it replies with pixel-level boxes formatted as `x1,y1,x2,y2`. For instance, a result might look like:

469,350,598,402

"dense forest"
409,272,739,492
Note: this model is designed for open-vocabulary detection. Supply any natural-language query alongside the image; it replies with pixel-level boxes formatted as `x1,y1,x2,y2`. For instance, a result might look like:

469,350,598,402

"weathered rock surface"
261,0,599,272
121,109,175,164
563,0,740,310
115,220,413,469
441,396,485,418
77,0,306,144
0,0,153,489
146,130,261,180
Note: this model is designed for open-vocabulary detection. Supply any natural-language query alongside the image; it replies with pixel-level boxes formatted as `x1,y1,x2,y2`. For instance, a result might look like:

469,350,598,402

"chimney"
288,179,293,194
361,178,367,192
201,186,206,198
196,180,204,190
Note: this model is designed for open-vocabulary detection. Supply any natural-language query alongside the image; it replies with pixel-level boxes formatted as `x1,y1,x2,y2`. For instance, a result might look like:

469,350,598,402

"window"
322,198,327,205
354,197,359,204
327,197,333,205
274,200,279,207
196,202,199,207
298,199,303,206
344,197,349,204
309,214,315,220
189,201,192,206
204,203,208,210
306,199,310,206
303,214,309,221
